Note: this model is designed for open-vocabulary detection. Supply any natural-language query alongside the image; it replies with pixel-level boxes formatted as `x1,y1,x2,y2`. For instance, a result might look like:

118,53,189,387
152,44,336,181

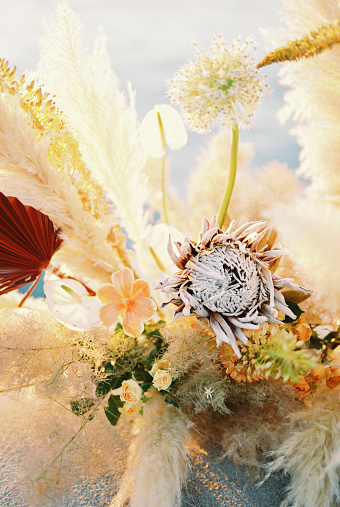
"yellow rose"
289,376,313,400
120,379,142,403
310,365,330,382
119,400,142,415
153,370,172,391
295,323,312,342
151,359,171,373
326,366,340,389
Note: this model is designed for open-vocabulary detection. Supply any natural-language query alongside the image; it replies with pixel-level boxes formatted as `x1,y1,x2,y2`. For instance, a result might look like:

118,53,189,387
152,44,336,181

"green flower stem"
217,124,239,228
157,112,168,225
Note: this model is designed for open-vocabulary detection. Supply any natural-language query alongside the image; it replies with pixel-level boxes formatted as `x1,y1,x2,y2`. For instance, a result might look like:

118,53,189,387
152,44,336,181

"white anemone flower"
44,278,103,331
139,104,188,158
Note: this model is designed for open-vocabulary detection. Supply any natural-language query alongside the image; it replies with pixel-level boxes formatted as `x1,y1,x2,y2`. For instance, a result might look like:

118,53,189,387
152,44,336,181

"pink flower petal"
97,283,120,303
131,279,151,300
132,297,157,320
111,268,134,297
123,311,144,337
100,302,123,327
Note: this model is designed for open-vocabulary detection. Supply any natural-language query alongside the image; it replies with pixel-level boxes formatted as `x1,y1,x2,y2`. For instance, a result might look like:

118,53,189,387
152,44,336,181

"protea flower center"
188,244,268,317
157,217,309,358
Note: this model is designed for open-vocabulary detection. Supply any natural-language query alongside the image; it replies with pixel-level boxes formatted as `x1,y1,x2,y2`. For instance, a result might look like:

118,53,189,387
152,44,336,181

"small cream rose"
153,369,172,391
120,379,142,403
119,400,142,415
295,323,312,342
151,359,171,373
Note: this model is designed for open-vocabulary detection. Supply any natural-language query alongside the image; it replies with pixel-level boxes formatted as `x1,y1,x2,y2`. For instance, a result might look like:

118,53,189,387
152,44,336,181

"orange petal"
131,279,151,300
123,310,144,337
100,302,123,327
132,297,156,320
111,268,134,297
97,283,120,304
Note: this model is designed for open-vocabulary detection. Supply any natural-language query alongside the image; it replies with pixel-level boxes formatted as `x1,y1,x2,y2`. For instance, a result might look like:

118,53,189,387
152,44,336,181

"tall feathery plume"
0,92,125,285
267,201,340,322
110,393,190,507
187,130,301,231
37,2,149,247
264,0,340,323
265,387,340,507
276,0,340,199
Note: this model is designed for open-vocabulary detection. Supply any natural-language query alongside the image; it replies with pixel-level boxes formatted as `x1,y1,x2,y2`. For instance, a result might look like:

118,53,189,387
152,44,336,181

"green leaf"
70,397,96,416
164,395,179,409
104,394,124,426
95,380,112,397
107,394,124,408
283,301,304,323
104,406,121,426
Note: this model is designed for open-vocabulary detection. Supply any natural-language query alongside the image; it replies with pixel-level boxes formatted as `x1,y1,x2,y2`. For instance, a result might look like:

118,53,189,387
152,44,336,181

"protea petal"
158,217,309,357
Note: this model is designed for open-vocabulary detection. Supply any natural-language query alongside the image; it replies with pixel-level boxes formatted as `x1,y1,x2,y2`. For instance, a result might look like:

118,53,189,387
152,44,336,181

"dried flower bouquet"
0,1,339,506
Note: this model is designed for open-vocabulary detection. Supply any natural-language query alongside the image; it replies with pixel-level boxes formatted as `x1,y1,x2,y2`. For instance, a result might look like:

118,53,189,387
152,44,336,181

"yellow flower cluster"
220,322,315,384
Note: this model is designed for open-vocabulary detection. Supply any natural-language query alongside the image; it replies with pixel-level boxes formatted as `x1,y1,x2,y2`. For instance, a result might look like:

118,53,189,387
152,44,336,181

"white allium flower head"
168,35,268,133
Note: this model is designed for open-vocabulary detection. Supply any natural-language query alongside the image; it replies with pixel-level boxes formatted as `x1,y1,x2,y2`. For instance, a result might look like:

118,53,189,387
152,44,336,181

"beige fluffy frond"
37,2,149,245
110,393,190,507
187,129,301,229
267,199,340,322
0,92,125,285
277,0,340,199
257,21,340,68
265,387,340,507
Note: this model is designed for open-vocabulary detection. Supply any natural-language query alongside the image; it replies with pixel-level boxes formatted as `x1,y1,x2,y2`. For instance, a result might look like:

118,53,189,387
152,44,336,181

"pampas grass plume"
265,386,340,507
38,2,149,246
110,392,190,507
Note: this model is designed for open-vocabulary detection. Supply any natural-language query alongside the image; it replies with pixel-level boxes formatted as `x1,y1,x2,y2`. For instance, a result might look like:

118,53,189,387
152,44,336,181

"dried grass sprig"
265,386,340,507
0,92,126,285
257,21,340,68
38,2,149,246
110,392,190,507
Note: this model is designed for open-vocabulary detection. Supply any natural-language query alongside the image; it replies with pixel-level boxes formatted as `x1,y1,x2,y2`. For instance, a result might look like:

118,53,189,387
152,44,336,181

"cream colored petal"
100,302,123,327
111,268,134,297
158,104,188,151
97,283,120,303
132,297,157,320
140,107,166,158
131,279,151,299
123,311,144,337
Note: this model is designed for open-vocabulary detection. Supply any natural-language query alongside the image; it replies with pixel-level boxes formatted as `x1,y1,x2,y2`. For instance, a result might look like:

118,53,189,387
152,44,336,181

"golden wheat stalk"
257,21,340,68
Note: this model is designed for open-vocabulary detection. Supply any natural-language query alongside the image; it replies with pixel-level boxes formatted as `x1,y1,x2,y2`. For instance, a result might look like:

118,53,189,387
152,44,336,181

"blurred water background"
0,0,300,297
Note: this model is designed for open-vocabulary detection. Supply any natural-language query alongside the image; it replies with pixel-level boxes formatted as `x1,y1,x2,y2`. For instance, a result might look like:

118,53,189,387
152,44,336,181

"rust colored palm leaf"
0,192,63,295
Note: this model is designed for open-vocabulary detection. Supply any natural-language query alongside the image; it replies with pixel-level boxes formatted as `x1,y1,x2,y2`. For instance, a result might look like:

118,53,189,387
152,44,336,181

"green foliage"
71,321,168,426
247,327,316,383
309,326,340,362
104,394,124,426
70,398,96,418
283,301,304,323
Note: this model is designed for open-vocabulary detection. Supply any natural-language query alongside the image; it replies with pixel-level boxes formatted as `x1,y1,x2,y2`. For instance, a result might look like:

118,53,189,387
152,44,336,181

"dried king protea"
157,217,309,357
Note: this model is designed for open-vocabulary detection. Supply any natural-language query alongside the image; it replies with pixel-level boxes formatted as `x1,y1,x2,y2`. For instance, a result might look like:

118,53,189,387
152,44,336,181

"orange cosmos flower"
97,268,156,337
